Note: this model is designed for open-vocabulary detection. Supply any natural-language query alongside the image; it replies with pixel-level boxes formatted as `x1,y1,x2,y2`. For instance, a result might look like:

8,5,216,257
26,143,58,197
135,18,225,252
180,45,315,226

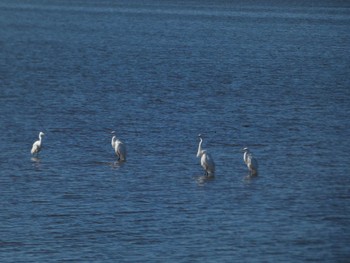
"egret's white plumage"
31,132,45,155
111,134,126,161
197,134,215,177
242,147,258,176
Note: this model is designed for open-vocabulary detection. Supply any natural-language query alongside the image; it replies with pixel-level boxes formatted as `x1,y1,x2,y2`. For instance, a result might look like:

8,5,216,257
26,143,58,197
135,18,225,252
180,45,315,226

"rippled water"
1,0,350,262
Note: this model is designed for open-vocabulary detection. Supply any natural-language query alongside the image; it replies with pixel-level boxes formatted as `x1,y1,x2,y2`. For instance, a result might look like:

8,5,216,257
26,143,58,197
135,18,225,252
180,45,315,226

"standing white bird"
111,133,126,161
197,134,215,177
242,147,258,176
31,132,45,155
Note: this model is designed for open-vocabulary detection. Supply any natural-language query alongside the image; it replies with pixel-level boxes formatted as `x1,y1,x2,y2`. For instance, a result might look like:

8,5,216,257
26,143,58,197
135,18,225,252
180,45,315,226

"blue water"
1,0,350,262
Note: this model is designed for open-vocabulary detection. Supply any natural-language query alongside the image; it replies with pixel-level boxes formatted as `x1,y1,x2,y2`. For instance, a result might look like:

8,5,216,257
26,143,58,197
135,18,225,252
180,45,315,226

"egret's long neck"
39,134,43,142
197,138,203,157
111,136,116,148
243,151,249,163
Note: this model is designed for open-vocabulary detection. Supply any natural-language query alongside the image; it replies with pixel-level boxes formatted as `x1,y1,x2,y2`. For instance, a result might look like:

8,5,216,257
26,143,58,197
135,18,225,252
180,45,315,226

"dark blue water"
1,0,350,262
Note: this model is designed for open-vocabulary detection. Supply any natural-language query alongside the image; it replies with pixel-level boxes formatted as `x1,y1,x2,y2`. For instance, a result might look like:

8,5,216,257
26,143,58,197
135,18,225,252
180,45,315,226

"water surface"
1,0,350,262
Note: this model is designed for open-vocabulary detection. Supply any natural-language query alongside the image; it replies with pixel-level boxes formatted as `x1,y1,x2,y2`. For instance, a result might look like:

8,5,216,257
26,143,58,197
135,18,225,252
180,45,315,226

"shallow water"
1,0,350,262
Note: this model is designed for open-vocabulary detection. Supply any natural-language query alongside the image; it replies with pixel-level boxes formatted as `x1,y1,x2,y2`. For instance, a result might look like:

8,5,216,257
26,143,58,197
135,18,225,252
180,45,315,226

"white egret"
111,133,126,161
31,132,45,155
242,147,258,176
197,134,215,177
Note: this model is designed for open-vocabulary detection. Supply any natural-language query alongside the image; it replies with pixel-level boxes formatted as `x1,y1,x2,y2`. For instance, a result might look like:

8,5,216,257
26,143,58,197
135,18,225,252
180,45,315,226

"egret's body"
111,135,126,161
243,147,258,176
31,132,45,155
197,135,215,177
